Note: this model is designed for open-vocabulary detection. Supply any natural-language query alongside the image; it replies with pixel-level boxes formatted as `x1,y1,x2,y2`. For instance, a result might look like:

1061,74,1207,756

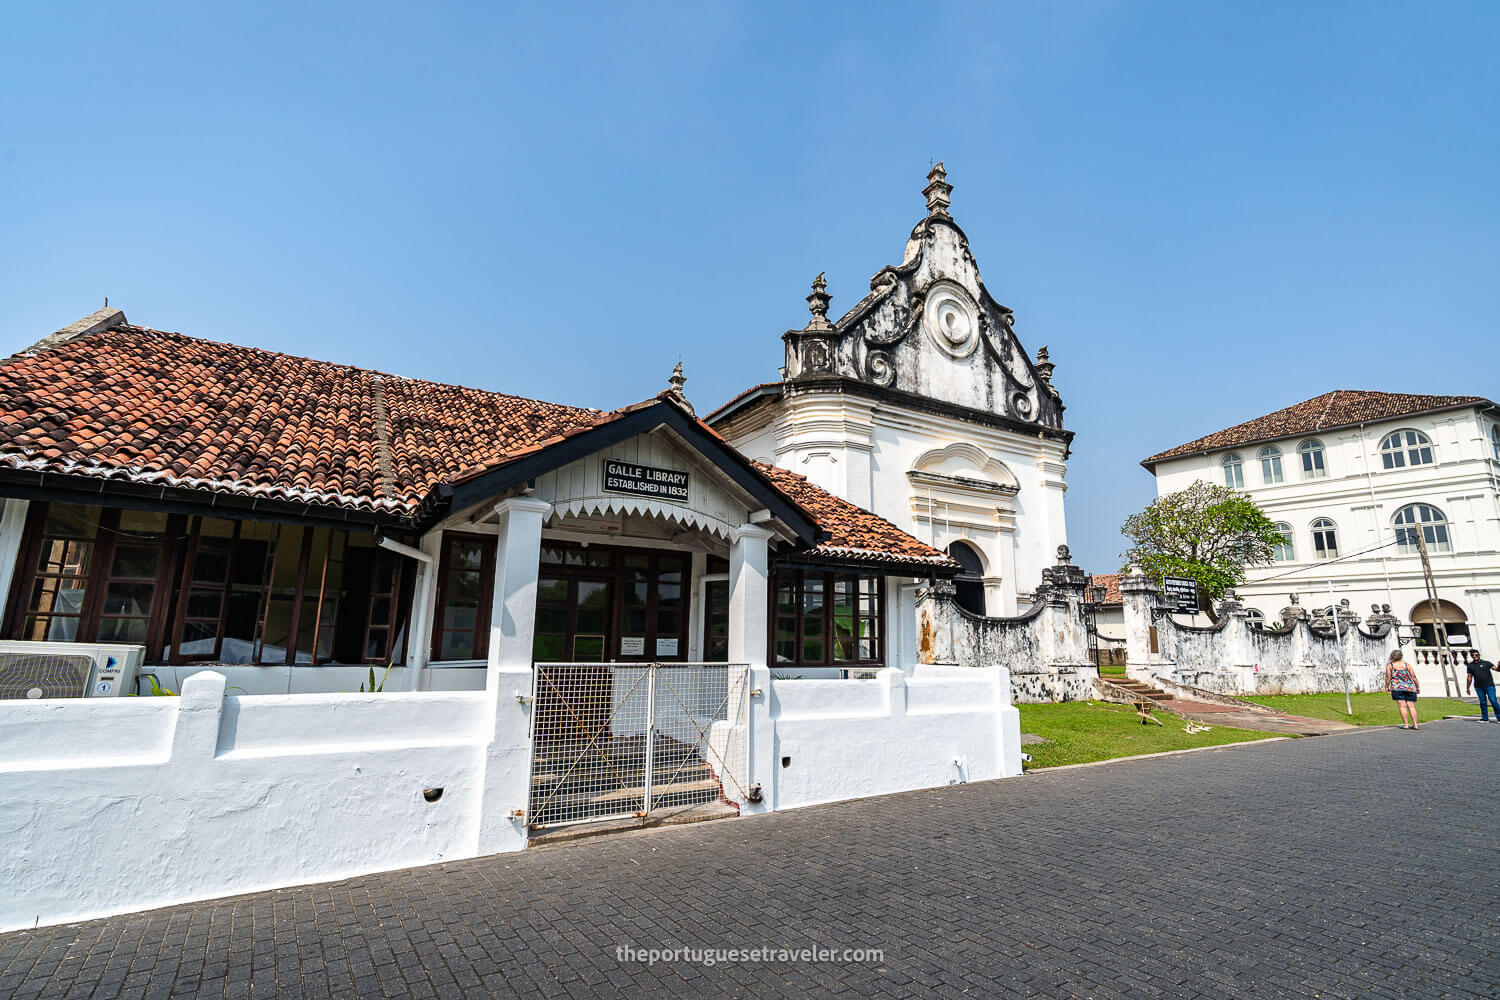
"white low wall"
4,660,1028,931
139,662,489,696
764,665,1022,812
0,669,532,933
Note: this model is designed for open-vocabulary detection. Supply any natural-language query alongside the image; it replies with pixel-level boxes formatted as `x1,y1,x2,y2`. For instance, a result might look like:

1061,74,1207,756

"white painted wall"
0,668,533,933
719,392,1068,616
1150,406,1500,672
762,664,1022,811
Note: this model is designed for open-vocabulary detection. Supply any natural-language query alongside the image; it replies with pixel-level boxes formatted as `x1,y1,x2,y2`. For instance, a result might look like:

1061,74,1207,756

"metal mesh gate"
528,663,750,830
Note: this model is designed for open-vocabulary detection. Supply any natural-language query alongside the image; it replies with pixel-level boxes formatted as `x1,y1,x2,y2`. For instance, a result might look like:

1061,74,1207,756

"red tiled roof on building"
0,323,607,514
1088,573,1122,606
754,462,959,571
0,316,953,571
1141,390,1494,467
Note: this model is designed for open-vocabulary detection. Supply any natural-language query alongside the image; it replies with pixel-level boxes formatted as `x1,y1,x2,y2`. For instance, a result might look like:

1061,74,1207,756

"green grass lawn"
1245,692,1479,727
1016,701,1284,769
1098,663,1128,677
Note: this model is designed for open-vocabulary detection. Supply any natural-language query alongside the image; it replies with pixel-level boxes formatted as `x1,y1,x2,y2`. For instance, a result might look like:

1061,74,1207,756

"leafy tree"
1120,481,1284,616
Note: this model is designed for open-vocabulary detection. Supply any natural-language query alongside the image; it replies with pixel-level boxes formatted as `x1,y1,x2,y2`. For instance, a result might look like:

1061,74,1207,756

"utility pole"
1414,529,1460,698
1326,579,1353,717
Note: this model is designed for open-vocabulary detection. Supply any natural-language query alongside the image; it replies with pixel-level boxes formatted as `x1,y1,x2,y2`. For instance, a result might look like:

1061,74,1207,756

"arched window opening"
1393,504,1450,554
1311,518,1339,560
1379,429,1434,469
1490,424,1500,461
1272,522,1295,562
946,541,987,617
1221,453,1244,488
1258,446,1284,484
1409,599,1470,648
1298,439,1327,479
1244,609,1267,629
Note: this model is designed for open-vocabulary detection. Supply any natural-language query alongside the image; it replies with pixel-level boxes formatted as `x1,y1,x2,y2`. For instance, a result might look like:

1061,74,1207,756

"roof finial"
923,161,952,215
805,272,833,332
669,360,687,395
1034,345,1055,385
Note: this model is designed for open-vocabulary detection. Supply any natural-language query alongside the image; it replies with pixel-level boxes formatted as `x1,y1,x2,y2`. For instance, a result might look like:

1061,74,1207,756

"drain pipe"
376,533,435,691
377,536,433,565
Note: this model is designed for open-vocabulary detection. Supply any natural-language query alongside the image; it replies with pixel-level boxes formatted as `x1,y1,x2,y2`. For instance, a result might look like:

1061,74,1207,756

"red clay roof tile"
0,323,950,570
1142,390,1493,466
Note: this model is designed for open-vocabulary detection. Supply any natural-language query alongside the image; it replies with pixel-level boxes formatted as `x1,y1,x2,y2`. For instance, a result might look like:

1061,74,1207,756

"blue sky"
2,2,1496,571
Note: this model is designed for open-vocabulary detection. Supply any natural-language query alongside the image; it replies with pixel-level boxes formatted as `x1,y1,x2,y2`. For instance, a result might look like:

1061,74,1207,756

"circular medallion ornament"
1012,392,1034,419
922,282,980,359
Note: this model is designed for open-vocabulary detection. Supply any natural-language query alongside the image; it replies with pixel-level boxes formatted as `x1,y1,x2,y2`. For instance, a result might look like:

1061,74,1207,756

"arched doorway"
946,541,987,616
1410,599,1471,647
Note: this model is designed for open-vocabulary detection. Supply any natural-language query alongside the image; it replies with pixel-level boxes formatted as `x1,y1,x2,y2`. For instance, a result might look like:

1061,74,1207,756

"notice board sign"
603,460,690,503
1164,576,1199,614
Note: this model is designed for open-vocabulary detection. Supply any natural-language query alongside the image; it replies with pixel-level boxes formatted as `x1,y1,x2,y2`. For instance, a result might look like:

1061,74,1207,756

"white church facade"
706,164,1072,619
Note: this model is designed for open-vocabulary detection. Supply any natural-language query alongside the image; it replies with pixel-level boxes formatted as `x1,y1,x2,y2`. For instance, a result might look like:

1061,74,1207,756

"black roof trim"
0,468,405,531
432,401,820,542
710,376,1074,445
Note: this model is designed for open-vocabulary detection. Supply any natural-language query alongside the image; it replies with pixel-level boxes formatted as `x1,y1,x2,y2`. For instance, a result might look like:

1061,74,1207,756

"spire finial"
923,161,952,214
669,360,687,394
1034,345,1055,385
805,272,833,331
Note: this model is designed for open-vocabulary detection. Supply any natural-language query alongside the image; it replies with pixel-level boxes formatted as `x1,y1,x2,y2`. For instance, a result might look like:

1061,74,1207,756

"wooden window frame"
6,503,182,656
769,567,885,668
431,531,497,662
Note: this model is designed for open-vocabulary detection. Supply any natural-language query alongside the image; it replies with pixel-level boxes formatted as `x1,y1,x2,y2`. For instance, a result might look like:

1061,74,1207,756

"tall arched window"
1311,517,1339,560
1491,423,1500,461
1272,522,1295,562
1393,504,1450,554
946,541,987,616
1298,439,1327,479
1379,429,1434,469
1259,446,1284,484
1222,453,1244,488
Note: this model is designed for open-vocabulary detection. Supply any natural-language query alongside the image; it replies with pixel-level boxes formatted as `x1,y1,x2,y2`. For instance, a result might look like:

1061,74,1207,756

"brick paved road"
4,721,1498,999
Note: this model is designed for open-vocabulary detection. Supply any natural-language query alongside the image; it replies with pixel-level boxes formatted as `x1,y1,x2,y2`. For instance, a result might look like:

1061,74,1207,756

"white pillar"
0,499,30,615
475,495,551,857
729,524,773,668
487,497,552,680
404,530,443,691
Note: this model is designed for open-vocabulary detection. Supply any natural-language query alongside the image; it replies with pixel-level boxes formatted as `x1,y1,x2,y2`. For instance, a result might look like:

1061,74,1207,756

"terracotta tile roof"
1142,390,1494,466
0,324,608,514
704,382,781,424
0,321,951,570
754,462,959,571
1088,573,1122,606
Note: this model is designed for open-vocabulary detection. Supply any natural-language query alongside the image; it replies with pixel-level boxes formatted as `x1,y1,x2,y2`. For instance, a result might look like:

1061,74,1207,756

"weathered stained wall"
1120,572,1399,696
915,550,1100,703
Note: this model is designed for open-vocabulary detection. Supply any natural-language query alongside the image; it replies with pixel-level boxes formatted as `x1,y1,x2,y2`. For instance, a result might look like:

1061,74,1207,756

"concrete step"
531,775,724,819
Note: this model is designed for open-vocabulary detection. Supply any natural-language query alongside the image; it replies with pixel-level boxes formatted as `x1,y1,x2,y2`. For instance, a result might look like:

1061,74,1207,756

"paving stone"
2,723,1498,998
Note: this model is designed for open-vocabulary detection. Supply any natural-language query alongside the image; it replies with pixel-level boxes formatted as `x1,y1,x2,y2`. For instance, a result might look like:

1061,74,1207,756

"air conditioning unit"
0,640,145,700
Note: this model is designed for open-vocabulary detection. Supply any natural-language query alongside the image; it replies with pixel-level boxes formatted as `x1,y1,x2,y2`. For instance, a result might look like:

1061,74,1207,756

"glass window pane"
103,581,155,616
186,588,223,620
43,504,100,538
98,617,149,644
532,634,564,662
442,601,477,631
441,631,475,660
110,545,161,580
447,569,481,601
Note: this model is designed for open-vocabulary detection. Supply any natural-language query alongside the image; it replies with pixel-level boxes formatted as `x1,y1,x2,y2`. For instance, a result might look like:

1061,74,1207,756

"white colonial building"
1143,390,1500,673
707,164,1072,618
